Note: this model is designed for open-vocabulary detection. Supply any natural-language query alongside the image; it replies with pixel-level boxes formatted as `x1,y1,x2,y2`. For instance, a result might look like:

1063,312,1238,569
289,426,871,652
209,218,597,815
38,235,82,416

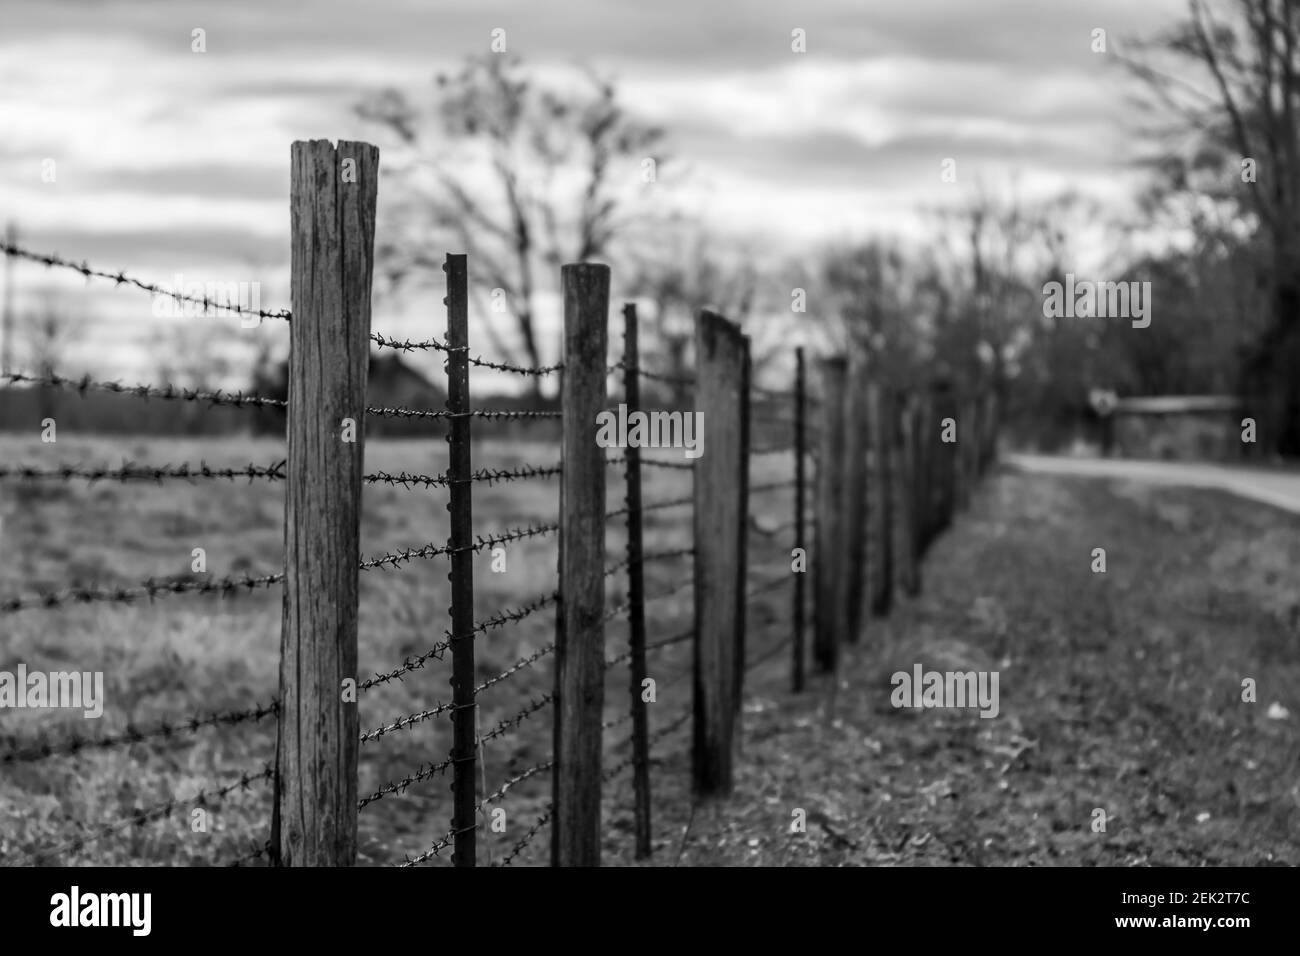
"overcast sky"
0,0,1186,383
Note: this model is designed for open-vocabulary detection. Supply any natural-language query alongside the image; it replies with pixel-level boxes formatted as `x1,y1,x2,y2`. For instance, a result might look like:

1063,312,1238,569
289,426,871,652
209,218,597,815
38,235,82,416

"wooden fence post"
552,263,609,867
842,348,869,644
953,390,968,512
813,357,847,674
692,309,747,797
444,253,476,867
898,392,921,596
930,382,954,541
870,384,894,617
273,139,377,867
620,302,652,860
734,339,751,716
792,347,807,693
917,389,936,556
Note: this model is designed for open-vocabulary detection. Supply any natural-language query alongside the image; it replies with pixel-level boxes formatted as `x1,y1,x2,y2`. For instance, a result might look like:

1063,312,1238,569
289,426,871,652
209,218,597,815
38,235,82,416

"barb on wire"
459,521,562,557
396,824,471,866
2,370,285,410
359,638,453,692
605,625,692,668
0,569,284,616
0,242,292,321
480,695,553,747
482,760,553,806
602,574,694,625
363,463,561,490
360,698,460,744
0,461,287,484
363,588,558,693
20,765,273,865
361,696,552,812
359,541,451,571
455,590,559,642
365,405,561,422
370,331,563,377
498,805,552,866
603,708,692,780
402,758,555,866
1,699,279,765
473,642,555,696
359,753,456,811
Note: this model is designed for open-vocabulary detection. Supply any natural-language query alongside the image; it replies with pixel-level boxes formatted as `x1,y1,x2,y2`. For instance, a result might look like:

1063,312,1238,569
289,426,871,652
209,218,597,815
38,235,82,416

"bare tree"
22,291,78,377
625,219,763,400
20,291,79,422
357,54,664,400
1122,0,1300,455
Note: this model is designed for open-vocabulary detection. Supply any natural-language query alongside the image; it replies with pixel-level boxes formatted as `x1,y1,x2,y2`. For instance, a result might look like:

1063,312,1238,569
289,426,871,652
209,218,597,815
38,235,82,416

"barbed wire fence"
0,139,998,867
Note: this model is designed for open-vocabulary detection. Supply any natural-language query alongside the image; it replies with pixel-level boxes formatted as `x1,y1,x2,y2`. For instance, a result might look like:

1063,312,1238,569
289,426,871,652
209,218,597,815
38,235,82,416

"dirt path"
601,467,1300,866
1007,452,1300,515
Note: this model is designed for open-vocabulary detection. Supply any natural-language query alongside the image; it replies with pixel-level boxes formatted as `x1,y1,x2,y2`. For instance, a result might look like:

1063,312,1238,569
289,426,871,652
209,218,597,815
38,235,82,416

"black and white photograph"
0,0,1293,937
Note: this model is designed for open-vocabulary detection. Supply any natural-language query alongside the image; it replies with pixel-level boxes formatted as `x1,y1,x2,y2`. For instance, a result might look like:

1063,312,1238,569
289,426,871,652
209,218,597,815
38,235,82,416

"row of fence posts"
268,139,997,867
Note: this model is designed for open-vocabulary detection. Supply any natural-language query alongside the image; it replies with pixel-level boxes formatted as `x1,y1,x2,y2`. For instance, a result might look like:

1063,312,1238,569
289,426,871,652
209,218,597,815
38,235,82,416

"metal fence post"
273,139,377,866
444,253,477,867
620,302,652,860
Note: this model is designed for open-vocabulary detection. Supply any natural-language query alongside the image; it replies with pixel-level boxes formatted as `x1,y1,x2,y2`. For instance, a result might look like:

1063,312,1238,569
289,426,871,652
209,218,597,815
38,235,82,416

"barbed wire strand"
0,242,291,321
0,570,284,616
0,700,279,765
19,765,274,865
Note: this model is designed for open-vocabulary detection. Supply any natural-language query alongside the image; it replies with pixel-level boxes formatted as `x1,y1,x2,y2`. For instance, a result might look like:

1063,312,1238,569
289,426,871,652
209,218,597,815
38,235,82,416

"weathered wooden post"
734,338,751,715
870,384,894,617
620,302,652,859
792,347,807,692
692,309,748,797
842,347,869,644
813,357,847,673
444,253,477,867
917,388,936,556
898,391,921,596
273,139,377,866
552,263,609,867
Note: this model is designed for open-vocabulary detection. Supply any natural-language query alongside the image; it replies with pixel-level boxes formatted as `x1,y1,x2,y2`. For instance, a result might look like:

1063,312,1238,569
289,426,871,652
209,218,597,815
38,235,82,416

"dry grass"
0,433,797,866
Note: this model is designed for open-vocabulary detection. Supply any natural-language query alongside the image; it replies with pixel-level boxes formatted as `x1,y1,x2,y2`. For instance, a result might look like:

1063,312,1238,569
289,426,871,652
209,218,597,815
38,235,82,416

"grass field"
0,433,797,866
6,432,1295,867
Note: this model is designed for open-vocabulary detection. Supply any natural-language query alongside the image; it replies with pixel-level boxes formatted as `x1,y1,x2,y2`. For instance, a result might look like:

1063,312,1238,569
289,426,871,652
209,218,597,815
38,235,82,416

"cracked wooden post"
692,309,747,797
813,357,847,673
552,262,609,867
273,139,377,866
